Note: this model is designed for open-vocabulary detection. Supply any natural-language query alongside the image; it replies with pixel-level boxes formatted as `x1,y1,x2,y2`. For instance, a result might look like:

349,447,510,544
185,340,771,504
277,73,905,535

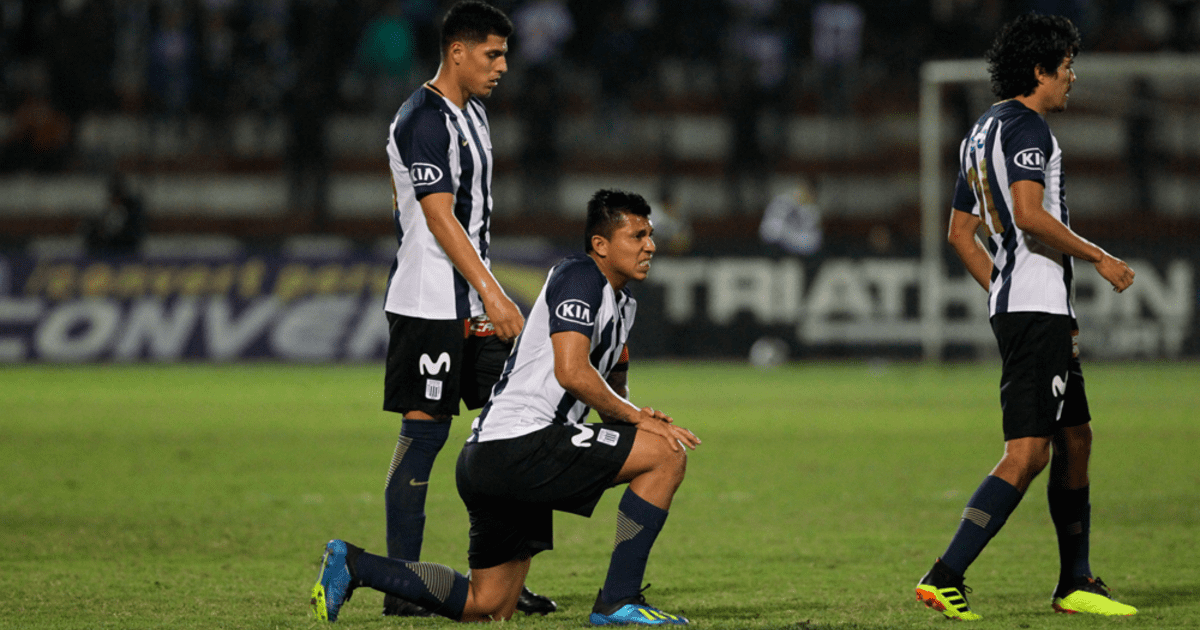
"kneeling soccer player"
310,189,700,625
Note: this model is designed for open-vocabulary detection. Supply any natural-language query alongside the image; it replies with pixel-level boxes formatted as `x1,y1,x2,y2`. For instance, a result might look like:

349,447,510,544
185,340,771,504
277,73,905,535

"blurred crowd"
2,0,1198,179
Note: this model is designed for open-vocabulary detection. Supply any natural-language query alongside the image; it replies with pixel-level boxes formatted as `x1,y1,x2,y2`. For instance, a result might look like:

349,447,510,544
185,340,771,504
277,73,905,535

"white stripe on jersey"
384,88,495,320
469,255,637,443
957,100,1074,318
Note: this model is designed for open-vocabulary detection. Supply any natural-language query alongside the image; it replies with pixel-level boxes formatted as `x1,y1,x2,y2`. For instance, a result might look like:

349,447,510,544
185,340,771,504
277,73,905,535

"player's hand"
484,292,525,343
633,407,700,451
1095,252,1134,293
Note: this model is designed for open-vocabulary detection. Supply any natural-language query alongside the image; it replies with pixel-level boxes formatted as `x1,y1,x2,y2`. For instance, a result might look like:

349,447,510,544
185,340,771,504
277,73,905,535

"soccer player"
379,0,552,616
914,13,1138,621
311,189,700,625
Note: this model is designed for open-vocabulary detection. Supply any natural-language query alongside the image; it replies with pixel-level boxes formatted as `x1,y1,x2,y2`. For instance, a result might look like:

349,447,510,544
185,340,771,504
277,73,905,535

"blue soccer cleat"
311,539,357,622
590,587,689,625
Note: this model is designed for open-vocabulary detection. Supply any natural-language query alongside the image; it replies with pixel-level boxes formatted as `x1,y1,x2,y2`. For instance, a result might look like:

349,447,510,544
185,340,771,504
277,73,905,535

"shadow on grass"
1120,583,1200,609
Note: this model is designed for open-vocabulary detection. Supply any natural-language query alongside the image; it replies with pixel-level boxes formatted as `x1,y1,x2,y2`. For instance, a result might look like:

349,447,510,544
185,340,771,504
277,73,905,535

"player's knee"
1064,423,1093,451
656,439,687,486
1019,448,1051,475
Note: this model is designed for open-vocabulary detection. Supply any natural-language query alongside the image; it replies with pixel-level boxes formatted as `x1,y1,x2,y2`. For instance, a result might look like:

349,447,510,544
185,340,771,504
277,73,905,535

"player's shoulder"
993,100,1048,132
547,254,609,298
552,254,606,283
394,88,452,133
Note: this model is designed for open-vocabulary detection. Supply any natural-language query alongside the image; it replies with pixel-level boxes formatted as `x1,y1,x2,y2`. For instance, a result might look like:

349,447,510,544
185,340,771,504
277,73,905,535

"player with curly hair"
914,13,1138,621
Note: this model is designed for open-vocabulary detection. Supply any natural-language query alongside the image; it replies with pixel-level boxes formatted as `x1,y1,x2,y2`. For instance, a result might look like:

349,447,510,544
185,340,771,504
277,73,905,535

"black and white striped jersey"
952,99,1075,318
384,86,495,320
469,254,637,443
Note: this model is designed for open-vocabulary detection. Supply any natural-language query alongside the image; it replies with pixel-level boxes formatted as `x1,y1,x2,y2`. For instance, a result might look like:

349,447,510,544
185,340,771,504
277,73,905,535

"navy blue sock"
601,488,669,605
940,475,1024,576
384,419,450,560
352,550,469,620
1048,485,1091,588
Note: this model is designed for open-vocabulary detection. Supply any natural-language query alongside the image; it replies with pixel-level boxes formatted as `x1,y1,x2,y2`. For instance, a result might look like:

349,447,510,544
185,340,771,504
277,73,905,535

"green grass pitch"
2,360,1197,629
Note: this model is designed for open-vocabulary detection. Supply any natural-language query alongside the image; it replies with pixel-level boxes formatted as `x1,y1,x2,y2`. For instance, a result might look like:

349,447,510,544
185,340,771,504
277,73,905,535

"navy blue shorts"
991,312,1091,440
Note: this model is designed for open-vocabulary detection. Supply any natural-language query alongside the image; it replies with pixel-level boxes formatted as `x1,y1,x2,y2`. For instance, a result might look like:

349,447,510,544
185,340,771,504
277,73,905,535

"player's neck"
427,69,468,109
1013,93,1047,115
588,251,627,292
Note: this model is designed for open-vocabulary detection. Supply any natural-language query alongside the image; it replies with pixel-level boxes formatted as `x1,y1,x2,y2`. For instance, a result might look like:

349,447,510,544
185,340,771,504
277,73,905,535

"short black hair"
585,189,652,253
440,1,513,57
985,13,1081,100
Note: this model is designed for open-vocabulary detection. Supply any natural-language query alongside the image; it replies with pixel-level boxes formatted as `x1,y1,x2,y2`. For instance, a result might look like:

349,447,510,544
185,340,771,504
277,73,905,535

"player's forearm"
1010,183,1103,263
597,369,629,423
949,238,991,290
947,211,992,291
558,367,640,424
1015,209,1103,263
423,202,507,302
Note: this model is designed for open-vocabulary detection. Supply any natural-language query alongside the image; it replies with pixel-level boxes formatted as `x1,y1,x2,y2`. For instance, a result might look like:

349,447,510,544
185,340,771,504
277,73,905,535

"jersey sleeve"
545,261,605,337
393,105,455,199
951,169,977,215
1001,114,1053,185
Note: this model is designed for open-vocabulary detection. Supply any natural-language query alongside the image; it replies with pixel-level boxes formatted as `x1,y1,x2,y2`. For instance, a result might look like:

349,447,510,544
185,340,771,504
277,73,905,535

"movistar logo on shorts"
1014,148,1045,171
411,163,444,186
556,299,593,325
420,352,451,375
572,424,594,448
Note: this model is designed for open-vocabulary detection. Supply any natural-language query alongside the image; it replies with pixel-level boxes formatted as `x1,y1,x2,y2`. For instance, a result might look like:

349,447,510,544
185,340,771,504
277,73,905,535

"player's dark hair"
440,1,513,57
985,13,1081,100
585,189,652,253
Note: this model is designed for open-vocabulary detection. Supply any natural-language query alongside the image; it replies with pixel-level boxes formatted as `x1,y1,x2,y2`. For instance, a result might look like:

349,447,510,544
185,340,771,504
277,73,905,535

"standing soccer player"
311,189,700,625
379,0,553,616
914,13,1138,621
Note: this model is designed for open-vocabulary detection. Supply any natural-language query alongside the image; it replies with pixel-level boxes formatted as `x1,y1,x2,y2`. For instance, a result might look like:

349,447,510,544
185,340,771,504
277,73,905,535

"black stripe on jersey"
996,233,1018,313
444,113,475,319
590,319,615,369
464,99,492,262
553,391,582,424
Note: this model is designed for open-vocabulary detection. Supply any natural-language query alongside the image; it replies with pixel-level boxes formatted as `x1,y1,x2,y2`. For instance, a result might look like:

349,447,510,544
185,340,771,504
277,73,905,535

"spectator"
723,0,788,214
812,1,864,116
591,6,639,140
0,75,74,173
196,6,238,154
759,181,823,256
353,0,418,115
111,0,153,112
82,174,147,257
239,0,294,154
512,0,574,213
1125,77,1158,212
146,5,197,144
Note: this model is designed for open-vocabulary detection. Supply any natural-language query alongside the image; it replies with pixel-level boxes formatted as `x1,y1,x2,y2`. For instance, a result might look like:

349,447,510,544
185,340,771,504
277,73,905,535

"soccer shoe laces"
1078,576,1111,596
630,584,656,606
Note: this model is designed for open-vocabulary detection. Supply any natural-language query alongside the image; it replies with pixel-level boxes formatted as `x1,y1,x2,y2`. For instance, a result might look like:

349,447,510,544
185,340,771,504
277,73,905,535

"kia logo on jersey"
555,299,594,325
410,163,444,186
1014,148,1045,171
